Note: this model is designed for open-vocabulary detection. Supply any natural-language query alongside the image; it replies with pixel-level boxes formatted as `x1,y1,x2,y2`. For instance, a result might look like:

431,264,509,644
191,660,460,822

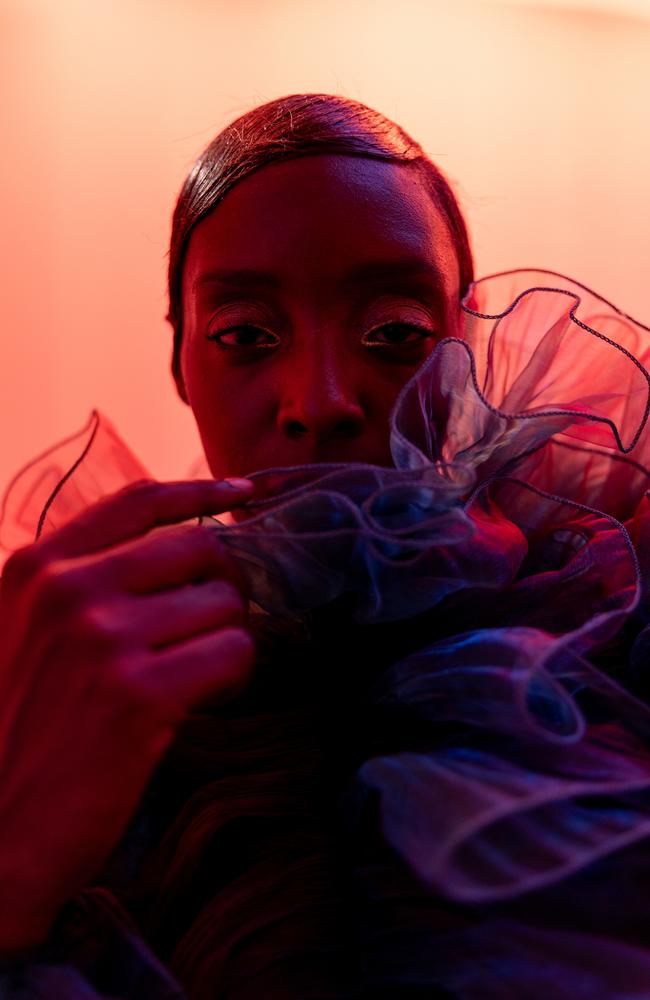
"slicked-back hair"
166,93,474,395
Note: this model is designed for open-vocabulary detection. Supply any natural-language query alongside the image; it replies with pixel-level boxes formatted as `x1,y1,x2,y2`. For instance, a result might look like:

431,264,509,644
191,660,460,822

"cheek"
185,354,272,448
184,343,238,411
192,381,259,440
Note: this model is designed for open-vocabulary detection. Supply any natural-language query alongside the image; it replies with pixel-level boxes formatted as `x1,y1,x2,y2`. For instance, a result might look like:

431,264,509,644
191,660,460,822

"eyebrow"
192,257,446,294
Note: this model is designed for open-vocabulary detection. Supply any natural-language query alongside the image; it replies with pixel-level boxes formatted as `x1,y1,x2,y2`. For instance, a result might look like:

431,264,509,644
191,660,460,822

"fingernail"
223,477,254,489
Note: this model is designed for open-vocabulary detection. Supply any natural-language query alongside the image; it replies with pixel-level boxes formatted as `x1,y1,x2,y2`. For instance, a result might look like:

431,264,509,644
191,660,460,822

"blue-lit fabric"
4,268,650,997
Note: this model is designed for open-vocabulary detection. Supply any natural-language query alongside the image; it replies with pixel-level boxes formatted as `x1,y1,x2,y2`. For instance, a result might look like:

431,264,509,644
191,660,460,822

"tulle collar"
2,267,650,624
8,269,650,941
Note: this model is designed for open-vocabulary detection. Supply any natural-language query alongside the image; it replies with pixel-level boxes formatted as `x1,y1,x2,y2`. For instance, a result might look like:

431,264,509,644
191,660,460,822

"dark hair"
165,92,474,398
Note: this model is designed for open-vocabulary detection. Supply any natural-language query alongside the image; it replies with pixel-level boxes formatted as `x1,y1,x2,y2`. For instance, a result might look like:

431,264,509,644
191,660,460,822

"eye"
206,325,280,349
362,321,435,347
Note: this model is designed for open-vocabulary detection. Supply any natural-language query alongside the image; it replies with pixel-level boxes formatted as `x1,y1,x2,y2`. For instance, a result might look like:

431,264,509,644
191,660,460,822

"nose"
276,344,366,445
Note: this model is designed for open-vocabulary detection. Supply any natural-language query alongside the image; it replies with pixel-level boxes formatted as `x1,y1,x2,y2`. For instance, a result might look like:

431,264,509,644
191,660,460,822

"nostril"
284,417,362,440
285,419,309,438
338,418,362,438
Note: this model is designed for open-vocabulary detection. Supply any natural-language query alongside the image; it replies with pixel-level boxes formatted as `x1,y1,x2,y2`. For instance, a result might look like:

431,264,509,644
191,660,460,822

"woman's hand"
0,478,255,951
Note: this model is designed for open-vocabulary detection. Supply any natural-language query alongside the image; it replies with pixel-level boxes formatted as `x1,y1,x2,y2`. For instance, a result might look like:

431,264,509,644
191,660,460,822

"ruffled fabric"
4,268,650,997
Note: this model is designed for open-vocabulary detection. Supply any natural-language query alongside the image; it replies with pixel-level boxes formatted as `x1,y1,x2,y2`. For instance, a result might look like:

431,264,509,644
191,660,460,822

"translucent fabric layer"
3,268,650,997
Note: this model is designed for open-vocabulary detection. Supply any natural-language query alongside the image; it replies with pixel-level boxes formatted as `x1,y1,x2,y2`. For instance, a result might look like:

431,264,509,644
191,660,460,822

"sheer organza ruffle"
4,268,650,996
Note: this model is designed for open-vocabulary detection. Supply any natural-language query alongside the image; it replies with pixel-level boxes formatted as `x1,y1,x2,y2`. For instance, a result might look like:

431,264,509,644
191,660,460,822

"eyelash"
205,321,436,350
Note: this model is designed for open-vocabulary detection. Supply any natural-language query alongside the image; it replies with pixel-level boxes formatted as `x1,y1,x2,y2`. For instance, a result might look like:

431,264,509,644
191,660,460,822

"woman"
2,93,650,998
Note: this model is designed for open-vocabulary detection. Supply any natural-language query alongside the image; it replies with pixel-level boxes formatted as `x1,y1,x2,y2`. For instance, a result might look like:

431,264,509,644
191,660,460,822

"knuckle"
184,524,233,572
105,656,184,727
225,626,256,666
224,629,256,688
178,522,211,545
112,479,162,509
133,479,163,499
196,523,227,553
210,580,245,621
100,656,161,717
34,560,87,610
76,603,124,650
118,477,158,496
197,528,247,585
196,628,256,708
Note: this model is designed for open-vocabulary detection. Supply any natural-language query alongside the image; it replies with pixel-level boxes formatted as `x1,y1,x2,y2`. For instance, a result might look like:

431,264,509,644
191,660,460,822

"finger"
119,579,247,651
34,478,254,564
71,522,251,598
140,626,256,715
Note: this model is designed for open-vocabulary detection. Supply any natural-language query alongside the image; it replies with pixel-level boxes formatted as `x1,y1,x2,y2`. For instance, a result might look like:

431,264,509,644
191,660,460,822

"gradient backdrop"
1,0,649,527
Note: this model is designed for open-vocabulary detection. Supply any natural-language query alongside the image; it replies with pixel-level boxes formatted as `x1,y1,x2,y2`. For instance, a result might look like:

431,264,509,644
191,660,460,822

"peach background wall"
1,0,649,517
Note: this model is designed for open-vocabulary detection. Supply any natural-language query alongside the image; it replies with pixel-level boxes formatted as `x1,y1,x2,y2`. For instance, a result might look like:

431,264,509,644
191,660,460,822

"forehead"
182,153,460,301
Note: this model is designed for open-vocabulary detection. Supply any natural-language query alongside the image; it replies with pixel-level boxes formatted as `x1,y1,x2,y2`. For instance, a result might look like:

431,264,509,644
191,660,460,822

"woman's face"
178,153,462,481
